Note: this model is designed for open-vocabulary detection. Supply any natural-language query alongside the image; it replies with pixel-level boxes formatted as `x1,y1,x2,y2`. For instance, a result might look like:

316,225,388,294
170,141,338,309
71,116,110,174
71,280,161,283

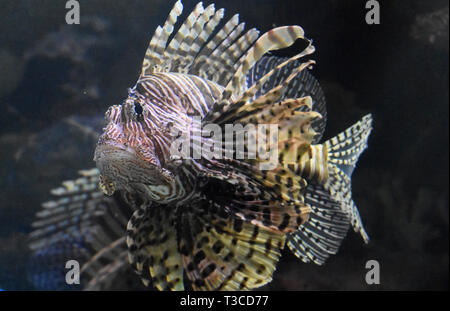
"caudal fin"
325,114,372,242
325,114,372,243
326,114,373,177
287,114,372,265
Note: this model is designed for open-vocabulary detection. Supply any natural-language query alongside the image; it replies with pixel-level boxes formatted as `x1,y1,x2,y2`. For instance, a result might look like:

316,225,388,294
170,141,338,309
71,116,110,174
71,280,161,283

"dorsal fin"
140,1,310,96
163,2,205,72
142,0,184,74
139,1,260,87
142,1,240,79
222,26,307,101
244,54,327,143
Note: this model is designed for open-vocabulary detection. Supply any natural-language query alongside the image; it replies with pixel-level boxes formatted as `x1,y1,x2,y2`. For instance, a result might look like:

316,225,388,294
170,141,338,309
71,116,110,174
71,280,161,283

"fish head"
94,90,174,198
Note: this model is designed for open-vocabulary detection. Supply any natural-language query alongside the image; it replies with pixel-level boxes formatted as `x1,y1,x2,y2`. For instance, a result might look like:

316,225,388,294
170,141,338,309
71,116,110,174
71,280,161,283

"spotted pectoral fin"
199,171,311,234
127,205,184,290
177,199,285,290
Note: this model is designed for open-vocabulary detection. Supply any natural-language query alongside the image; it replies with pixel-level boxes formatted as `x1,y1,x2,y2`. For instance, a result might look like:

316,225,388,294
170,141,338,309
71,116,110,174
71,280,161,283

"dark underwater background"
0,0,448,290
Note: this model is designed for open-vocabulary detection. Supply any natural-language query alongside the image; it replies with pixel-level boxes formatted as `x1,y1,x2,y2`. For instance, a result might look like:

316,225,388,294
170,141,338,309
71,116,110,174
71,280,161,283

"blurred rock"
13,114,102,186
0,49,24,99
0,233,31,290
411,5,449,51
24,17,111,63
4,17,113,132
0,49,26,132
0,115,103,238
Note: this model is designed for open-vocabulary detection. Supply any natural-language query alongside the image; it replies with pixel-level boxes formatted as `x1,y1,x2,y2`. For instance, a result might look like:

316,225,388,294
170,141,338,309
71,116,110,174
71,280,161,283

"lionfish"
29,1,372,291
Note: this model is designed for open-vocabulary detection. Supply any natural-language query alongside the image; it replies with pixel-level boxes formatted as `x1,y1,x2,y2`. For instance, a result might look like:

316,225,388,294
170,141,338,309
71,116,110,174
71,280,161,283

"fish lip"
94,143,153,173
94,142,137,162
94,142,172,185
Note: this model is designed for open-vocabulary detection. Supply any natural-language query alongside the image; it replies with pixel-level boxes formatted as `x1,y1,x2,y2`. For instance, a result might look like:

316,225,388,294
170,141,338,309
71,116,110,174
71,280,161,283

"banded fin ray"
127,205,184,290
204,43,316,125
287,115,373,265
163,2,205,72
142,0,184,74
222,25,307,101
84,250,132,290
186,58,325,235
325,114,372,242
326,114,373,177
190,13,241,78
199,171,311,234
177,198,285,290
246,55,327,143
141,0,258,86
287,183,350,265
29,168,138,290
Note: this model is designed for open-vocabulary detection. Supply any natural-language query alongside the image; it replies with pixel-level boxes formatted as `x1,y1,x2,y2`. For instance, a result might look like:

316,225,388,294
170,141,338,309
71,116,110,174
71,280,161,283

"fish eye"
134,102,143,116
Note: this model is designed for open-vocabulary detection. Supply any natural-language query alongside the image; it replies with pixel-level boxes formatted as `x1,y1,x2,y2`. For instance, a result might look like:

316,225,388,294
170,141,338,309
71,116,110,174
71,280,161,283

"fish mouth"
94,143,172,188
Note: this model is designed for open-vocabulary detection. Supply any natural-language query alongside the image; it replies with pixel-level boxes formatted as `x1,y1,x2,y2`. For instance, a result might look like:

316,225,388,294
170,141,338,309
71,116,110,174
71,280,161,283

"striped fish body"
29,0,373,291
96,72,327,201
